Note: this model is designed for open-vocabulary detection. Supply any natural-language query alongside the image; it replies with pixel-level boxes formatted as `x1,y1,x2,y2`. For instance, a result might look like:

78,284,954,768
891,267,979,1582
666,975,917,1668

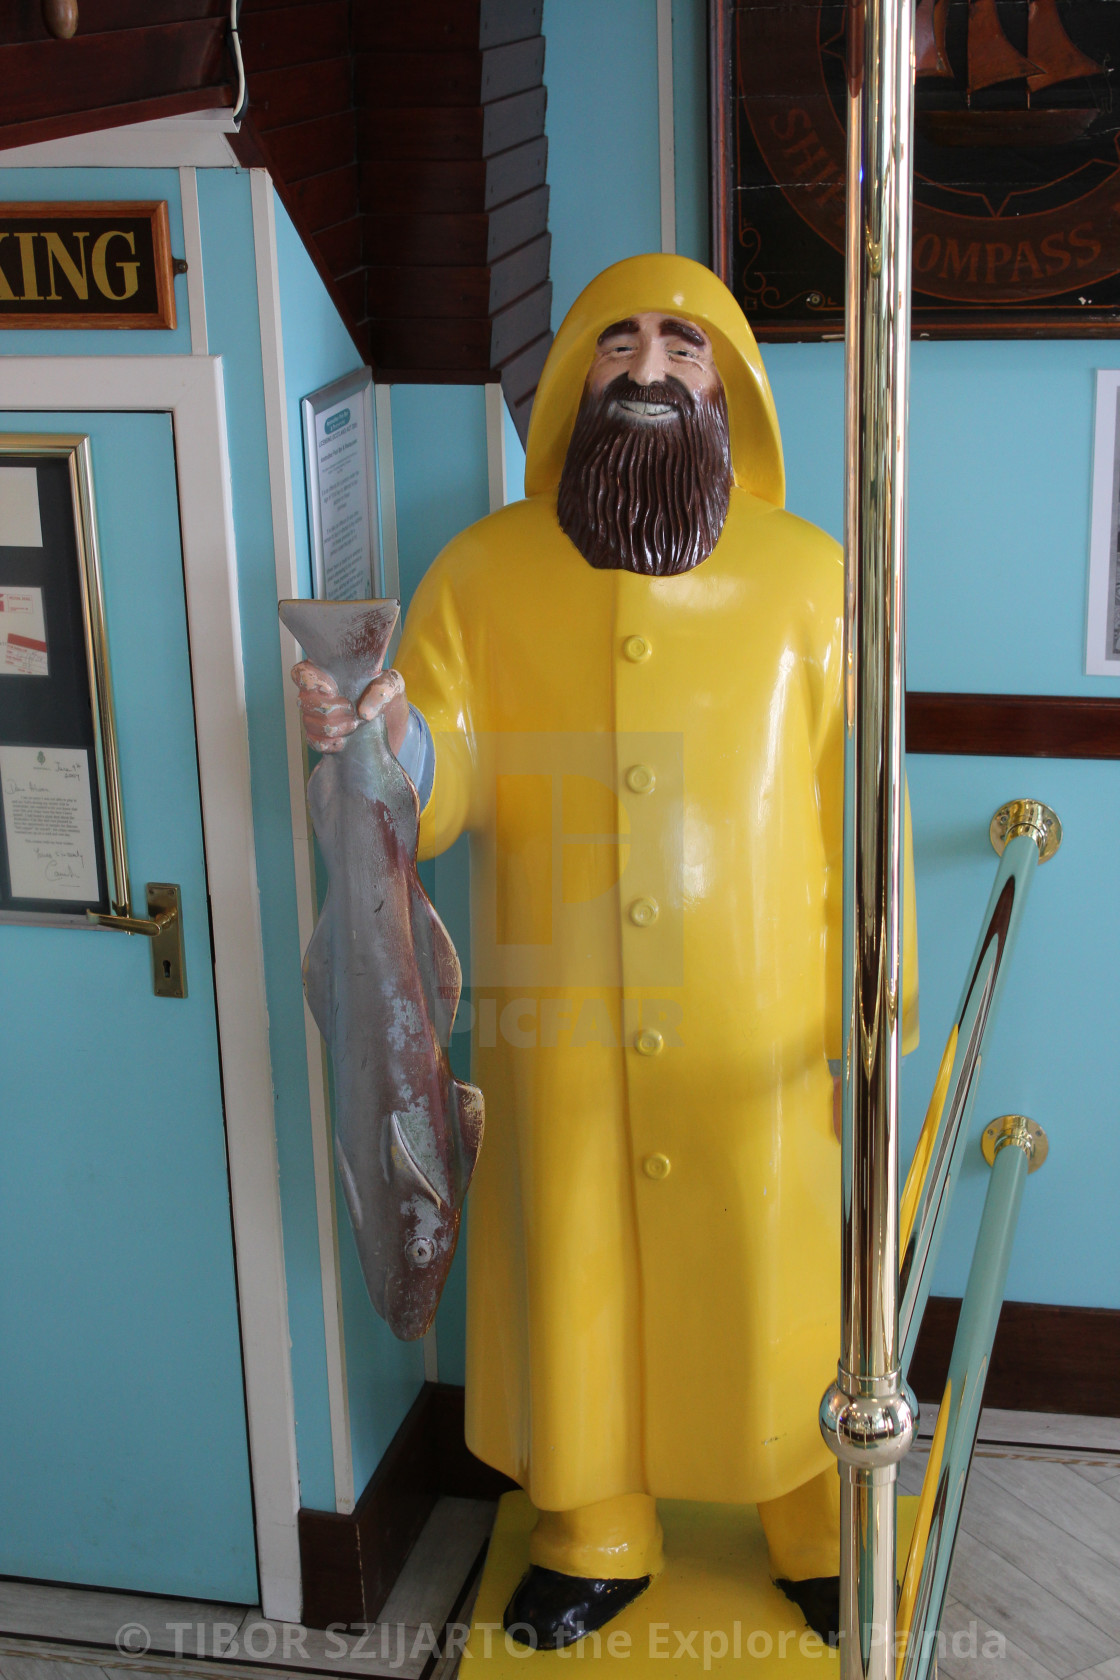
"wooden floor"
898,1410,1120,1680
0,1413,1116,1680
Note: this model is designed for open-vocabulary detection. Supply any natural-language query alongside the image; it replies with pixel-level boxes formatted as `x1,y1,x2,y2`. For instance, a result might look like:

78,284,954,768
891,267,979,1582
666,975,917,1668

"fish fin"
335,1140,364,1231
410,884,461,1045
452,1080,485,1195
389,1109,450,1209
303,916,333,1034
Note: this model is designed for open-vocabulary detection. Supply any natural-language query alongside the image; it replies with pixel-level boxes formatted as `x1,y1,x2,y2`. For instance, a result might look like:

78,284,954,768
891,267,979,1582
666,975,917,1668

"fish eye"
405,1236,436,1267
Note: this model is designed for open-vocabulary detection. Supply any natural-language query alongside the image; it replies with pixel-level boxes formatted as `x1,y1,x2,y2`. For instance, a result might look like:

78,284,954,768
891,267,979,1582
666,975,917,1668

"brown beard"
556,374,731,576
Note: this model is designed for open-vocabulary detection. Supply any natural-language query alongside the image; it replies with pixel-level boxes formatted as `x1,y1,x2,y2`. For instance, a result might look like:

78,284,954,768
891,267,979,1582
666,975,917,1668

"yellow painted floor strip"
465,1491,920,1675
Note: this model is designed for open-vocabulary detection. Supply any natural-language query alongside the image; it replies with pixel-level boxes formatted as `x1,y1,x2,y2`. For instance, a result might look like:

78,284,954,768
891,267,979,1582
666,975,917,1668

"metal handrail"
898,799,1061,1374
897,1116,1049,1680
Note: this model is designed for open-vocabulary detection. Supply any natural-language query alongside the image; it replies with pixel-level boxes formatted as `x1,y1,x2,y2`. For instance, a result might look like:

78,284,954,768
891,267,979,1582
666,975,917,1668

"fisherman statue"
291,256,918,1648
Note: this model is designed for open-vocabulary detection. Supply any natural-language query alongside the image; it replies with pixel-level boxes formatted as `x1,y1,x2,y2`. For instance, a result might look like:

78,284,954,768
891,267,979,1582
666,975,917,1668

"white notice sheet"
0,467,44,548
314,399,374,600
0,587,48,676
1,745,99,901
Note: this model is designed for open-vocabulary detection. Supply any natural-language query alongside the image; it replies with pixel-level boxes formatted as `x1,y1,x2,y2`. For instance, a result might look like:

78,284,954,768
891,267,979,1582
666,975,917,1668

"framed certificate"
0,436,127,924
301,366,397,603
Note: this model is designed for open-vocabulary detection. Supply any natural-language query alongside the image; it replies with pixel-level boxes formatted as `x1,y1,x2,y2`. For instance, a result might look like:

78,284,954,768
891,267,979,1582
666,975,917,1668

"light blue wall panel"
503,397,527,504
672,0,710,266
763,338,1120,1309
274,195,364,600
901,754,1120,1308
195,167,336,1509
0,169,192,356
542,0,662,325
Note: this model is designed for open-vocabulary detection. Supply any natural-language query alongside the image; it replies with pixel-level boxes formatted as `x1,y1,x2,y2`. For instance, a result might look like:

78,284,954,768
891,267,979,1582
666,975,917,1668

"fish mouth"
612,397,679,422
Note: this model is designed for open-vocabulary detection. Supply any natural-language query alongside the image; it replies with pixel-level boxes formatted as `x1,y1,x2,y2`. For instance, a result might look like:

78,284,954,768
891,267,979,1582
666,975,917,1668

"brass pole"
820,2,917,1675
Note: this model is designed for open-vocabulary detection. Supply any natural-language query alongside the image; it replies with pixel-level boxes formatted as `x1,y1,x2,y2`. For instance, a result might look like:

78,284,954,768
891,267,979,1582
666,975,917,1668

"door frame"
0,356,301,1622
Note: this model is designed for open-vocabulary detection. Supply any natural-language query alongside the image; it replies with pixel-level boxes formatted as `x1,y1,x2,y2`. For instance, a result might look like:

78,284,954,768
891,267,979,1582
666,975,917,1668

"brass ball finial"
43,0,79,39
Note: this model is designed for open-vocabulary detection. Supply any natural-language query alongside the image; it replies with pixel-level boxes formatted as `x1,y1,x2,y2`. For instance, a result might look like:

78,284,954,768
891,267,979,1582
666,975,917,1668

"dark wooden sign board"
0,201,176,329
713,0,1120,339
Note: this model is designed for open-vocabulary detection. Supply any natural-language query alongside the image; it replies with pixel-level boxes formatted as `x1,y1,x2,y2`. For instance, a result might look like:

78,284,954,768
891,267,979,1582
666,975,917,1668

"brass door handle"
86,882,186,998
87,908,173,937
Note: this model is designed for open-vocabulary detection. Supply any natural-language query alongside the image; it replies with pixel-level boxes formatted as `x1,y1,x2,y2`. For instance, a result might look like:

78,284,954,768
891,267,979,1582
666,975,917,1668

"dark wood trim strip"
909,1297,1120,1417
907,692,1120,760
298,1382,513,1629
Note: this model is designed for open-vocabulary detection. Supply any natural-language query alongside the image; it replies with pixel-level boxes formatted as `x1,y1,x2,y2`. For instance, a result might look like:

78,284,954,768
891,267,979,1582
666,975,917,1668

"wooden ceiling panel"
251,55,352,132
286,163,361,236
0,0,553,434
0,18,227,128
367,233,550,320
363,184,550,268
359,137,546,216
263,109,356,182
236,0,349,73
359,87,547,162
353,0,543,54
7,0,221,40
355,38,544,108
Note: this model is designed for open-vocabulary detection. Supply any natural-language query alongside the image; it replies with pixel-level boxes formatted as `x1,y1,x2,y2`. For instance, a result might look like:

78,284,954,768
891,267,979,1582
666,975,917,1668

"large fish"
278,598,483,1341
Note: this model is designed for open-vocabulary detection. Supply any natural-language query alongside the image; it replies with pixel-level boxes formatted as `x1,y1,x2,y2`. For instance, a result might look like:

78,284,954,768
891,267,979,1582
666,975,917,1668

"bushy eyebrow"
595,316,708,349
659,317,706,347
597,319,640,345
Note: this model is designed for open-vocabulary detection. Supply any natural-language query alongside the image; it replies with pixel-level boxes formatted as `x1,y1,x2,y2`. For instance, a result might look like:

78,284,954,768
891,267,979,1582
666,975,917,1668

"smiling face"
586,311,721,414
556,310,732,576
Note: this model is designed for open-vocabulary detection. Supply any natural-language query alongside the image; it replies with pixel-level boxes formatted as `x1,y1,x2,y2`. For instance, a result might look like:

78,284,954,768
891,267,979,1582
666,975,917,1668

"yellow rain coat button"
643,1153,671,1179
623,635,651,663
629,897,660,926
625,764,656,795
635,1028,664,1056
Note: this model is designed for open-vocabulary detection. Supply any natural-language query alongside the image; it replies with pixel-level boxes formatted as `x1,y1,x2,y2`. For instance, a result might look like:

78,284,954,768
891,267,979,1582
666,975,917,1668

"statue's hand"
291,661,411,757
357,669,410,757
292,660,358,753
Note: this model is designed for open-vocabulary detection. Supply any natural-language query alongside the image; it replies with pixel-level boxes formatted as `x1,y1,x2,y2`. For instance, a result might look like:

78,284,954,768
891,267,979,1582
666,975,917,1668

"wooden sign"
713,0,1120,339
0,201,176,330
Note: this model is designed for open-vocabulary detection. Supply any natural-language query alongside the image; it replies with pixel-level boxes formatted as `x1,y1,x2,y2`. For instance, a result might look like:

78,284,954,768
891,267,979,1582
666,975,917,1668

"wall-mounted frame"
0,435,130,925
1086,370,1120,675
0,201,176,330
301,366,396,603
712,0,1120,340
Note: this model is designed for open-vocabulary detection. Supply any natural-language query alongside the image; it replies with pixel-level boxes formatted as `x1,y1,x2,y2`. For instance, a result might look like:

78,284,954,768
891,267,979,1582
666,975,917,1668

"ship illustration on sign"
916,0,1108,146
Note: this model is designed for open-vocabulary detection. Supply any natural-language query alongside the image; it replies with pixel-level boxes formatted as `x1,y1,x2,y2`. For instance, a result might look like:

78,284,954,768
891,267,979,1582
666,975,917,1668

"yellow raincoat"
396,255,918,1520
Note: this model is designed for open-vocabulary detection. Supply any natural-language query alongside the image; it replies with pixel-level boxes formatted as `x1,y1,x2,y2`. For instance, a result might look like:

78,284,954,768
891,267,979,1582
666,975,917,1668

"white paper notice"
0,467,44,548
314,399,374,600
0,587,48,676
1,745,99,902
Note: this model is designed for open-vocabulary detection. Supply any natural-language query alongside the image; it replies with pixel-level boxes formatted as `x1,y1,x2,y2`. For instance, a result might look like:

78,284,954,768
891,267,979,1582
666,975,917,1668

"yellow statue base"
464,1491,919,1673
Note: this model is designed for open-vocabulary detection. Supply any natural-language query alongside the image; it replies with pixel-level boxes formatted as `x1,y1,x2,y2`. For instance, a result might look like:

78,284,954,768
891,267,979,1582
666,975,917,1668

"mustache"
603,373,691,412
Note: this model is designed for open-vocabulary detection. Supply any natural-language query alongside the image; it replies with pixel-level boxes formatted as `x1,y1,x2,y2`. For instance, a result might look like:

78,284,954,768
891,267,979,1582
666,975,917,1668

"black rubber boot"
775,1575,841,1644
503,1565,653,1650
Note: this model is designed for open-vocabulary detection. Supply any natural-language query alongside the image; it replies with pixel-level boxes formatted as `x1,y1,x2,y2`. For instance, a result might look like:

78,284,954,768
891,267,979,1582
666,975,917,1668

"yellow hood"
524,254,785,507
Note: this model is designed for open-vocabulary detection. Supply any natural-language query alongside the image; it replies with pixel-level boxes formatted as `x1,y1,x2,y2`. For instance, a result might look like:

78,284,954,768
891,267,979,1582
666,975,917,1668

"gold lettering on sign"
15,232,40,301
43,230,89,301
0,234,17,302
769,108,844,209
91,230,139,300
